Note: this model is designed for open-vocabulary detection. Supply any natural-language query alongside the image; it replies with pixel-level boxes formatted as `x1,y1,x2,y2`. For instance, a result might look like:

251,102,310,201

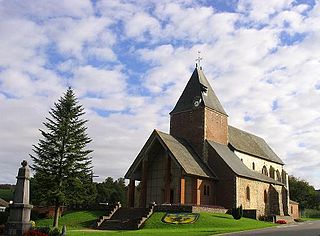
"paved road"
222,220,320,236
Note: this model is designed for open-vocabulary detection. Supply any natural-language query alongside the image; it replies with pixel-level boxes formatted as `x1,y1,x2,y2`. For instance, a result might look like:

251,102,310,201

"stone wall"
154,205,192,213
237,177,286,218
234,151,286,186
192,206,227,214
154,204,227,214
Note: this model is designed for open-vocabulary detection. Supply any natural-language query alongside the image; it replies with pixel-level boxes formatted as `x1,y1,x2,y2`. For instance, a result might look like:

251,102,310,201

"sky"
0,0,319,189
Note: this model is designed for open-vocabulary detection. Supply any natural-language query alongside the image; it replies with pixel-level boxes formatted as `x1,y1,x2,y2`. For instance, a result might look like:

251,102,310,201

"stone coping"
9,203,33,209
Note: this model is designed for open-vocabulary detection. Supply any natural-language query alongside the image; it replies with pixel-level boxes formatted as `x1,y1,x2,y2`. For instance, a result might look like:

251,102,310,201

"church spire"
170,64,229,156
170,66,227,116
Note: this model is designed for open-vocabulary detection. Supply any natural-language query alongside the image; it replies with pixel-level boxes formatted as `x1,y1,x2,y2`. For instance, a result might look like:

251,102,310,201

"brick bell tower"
170,64,228,161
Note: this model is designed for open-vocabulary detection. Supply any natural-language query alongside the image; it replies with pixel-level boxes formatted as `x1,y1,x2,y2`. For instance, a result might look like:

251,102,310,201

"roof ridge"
228,125,265,141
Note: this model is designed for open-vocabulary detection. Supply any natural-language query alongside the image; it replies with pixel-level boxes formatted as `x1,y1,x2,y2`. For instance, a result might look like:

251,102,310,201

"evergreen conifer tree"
30,88,93,227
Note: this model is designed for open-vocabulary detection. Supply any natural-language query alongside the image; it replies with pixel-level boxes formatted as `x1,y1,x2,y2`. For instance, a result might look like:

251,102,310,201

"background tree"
30,88,93,227
95,177,126,206
289,175,320,210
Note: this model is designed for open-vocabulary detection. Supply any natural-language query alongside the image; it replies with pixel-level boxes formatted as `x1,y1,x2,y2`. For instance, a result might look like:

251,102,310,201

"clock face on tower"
192,96,202,108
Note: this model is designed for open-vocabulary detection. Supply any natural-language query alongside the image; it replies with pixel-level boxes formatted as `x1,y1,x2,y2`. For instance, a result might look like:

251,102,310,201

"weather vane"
196,51,203,68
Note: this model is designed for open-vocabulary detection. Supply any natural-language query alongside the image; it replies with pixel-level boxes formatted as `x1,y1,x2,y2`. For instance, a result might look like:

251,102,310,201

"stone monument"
5,160,33,236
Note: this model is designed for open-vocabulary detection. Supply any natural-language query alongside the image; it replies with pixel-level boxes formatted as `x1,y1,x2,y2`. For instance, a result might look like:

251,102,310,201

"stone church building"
125,65,290,218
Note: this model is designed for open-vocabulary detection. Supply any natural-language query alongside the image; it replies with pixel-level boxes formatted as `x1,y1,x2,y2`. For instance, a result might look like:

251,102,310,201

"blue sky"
0,0,319,189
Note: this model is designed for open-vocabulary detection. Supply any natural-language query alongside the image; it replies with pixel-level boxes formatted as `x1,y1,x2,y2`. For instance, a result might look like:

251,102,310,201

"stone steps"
97,205,154,230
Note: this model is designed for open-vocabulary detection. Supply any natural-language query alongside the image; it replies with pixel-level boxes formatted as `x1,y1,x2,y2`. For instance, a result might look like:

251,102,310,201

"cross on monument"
196,51,203,68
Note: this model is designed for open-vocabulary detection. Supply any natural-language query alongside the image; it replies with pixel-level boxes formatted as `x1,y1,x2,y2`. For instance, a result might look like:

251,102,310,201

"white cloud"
125,12,161,40
0,0,319,190
44,16,112,59
0,18,47,69
0,0,94,19
72,65,126,97
237,0,294,22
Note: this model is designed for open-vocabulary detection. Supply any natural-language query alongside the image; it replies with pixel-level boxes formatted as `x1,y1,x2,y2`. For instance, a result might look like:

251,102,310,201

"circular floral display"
162,213,199,224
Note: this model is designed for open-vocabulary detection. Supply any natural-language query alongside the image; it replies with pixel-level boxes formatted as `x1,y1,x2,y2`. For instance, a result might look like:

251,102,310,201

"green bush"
294,218,305,222
49,227,60,236
258,215,273,222
231,205,243,220
303,209,320,218
0,211,9,224
34,227,50,235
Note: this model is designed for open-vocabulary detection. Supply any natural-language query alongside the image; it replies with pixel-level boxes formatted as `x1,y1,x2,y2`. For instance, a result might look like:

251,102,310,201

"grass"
301,217,320,221
0,189,14,202
36,210,106,229
36,211,275,236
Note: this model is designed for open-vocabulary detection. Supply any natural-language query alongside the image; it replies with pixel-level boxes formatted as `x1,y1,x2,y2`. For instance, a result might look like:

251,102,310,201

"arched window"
264,190,268,203
204,185,207,195
207,186,210,196
246,186,250,201
282,170,287,185
276,170,282,182
262,166,268,176
269,166,275,179
252,162,255,170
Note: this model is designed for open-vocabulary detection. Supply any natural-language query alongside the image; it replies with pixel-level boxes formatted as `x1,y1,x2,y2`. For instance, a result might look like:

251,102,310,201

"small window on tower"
252,162,255,170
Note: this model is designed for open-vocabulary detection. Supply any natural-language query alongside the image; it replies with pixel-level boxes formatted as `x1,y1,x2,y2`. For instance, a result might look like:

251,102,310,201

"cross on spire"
196,51,203,68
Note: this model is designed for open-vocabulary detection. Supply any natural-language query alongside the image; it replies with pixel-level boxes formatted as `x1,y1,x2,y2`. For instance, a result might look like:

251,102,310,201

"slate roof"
208,140,284,185
289,200,299,205
125,130,216,179
170,67,227,115
228,126,284,165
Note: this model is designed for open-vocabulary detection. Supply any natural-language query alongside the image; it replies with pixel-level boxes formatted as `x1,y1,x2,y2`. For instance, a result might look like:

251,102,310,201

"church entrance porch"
125,130,217,208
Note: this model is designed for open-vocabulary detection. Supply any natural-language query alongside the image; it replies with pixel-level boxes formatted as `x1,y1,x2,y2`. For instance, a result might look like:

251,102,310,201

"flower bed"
276,219,287,224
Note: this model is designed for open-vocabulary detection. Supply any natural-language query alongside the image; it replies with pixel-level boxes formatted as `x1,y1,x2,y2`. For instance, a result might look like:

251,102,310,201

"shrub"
258,215,273,222
303,209,320,218
0,211,9,224
49,227,60,236
294,218,304,222
24,229,48,236
25,227,61,236
33,227,50,235
231,205,243,220
276,219,287,224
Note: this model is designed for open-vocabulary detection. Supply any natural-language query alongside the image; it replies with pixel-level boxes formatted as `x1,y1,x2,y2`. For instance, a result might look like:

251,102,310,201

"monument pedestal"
5,161,33,236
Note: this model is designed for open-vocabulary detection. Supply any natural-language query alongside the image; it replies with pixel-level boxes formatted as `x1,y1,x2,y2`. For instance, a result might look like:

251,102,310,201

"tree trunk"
53,199,60,228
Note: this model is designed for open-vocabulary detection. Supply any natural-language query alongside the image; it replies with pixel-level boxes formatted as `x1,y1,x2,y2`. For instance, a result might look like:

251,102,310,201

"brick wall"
289,202,299,219
170,109,205,157
204,107,228,145
207,145,236,209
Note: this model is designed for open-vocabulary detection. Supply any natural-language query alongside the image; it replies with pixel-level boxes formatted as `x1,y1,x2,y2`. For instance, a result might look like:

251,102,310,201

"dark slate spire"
170,66,227,115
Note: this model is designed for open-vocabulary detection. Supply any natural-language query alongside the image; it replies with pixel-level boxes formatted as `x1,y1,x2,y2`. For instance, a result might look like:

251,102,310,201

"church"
125,64,290,218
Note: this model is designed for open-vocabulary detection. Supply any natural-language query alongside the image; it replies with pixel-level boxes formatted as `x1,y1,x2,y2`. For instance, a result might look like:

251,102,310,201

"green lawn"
36,211,275,236
36,210,106,229
302,217,320,221
0,189,14,202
